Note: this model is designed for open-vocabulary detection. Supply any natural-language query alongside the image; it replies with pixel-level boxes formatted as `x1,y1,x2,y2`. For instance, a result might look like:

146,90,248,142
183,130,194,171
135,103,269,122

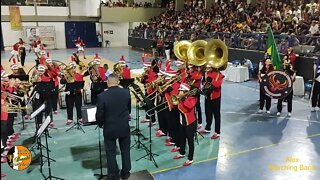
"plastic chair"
232,60,240,66
305,80,313,99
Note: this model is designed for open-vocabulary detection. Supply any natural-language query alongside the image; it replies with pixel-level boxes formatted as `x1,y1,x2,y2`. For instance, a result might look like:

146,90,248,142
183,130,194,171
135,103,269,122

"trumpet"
63,65,75,83
171,88,199,106
1,91,25,102
88,61,100,82
8,104,28,113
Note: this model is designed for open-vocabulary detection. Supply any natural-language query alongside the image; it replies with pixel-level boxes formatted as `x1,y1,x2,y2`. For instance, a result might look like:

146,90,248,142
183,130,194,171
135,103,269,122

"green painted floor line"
150,133,320,174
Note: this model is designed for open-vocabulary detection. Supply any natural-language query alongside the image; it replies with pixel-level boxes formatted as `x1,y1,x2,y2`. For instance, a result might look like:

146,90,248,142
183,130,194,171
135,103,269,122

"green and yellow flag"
267,25,282,70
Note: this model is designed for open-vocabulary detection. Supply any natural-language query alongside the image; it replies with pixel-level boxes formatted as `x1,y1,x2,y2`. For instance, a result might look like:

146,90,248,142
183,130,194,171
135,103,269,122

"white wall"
1,22,66,49
132,22,146,28
103,23,129,47
70,0,100,17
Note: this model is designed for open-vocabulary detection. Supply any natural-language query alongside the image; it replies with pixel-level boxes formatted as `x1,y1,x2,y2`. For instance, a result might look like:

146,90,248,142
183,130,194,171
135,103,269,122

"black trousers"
104,134,131,180
157,47,164,57
277,91,293,113
51,86,59,111
7,113,15,136
157,100,167,134
32,94,52,125
179,121,196,161
195,95,202,124
66,93,82,120
1,121,8,148
311,81,320,108
91,90,103,105
259,86,271,110
145,92,156,123
20,53,26,66
165,108,180,146
204,97,221,134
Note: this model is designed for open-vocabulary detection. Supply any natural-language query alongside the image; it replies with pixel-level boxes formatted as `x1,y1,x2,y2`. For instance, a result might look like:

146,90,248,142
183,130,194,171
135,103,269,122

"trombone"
8,104,28,113
1,91,25,102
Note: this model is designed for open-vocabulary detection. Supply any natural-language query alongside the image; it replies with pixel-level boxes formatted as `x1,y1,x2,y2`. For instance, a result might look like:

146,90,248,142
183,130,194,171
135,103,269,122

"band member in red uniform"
163,70,181,151
140,62,158,127
173,83,197,166
175,60,187,83
18,38,26,67
119,56,131,79
45,53,60,115
83,55,107,105
74,37,86,59
258,58,274,114
277,57,296,117
200,63,224,139
38,49,47,66
287,47,296,69
9,42,20,62
189,65,203,129
61,61,84,125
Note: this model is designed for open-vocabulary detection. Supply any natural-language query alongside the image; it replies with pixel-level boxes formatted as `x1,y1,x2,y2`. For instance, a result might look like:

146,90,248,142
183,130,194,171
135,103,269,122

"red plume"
41,46,44,50
71,56,75,62
47,52,50,58
95,53,99,59
141,54,145,62
165,61,171,71
120,55,125,61
13,58,16,64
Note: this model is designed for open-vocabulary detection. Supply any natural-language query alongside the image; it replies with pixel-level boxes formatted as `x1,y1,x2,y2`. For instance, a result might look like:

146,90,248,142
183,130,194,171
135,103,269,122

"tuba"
64,65,75,83
204,39,228,71
88,61,100,82
113,63,123,79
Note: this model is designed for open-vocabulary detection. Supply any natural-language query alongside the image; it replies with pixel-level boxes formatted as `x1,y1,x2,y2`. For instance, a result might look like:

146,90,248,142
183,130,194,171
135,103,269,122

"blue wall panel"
65,22,98,48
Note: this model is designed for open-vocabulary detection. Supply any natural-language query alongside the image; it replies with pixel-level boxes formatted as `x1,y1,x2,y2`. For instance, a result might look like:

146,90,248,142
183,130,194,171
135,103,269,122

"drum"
81,106,97,125
58,92,67,109
261,70,293,99
83,89,91,104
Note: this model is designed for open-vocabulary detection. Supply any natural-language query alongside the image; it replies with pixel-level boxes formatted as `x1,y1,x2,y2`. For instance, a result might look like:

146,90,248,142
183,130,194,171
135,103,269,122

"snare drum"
81,106,97,125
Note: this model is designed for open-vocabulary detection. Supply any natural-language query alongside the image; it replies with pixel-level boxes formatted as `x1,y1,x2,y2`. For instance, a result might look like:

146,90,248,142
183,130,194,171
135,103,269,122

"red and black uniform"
13,43,19,51
177,96,197,161
83,67,107,105
61,72,84,121
164,81,181,146
10,73,27,117
18,39,25,46
142,69,158,123
189,68,203,124
1,84,14,149
288,52,297,69
203,70,224,134
47,65,60,112
259,65,274,111
177,68,187,83
122,66,131,79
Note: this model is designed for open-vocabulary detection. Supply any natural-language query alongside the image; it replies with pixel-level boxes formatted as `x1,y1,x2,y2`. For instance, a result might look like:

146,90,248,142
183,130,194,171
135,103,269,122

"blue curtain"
65,22,98,48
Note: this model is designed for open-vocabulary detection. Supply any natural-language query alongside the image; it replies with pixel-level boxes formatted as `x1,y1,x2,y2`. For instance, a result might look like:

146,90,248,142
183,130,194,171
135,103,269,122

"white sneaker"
311,107,316,112
258,109,263,113
316,107,320,111
267,111,271,114
288,113,292,117
277,112,281,116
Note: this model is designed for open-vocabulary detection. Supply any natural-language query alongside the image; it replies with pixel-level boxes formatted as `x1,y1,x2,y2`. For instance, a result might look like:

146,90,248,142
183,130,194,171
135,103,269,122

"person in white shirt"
241,58,254,78
309,21,319,35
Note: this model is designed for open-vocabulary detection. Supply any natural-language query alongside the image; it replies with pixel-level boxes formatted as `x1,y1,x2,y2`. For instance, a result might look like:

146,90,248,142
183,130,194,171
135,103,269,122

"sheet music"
87,107,97,122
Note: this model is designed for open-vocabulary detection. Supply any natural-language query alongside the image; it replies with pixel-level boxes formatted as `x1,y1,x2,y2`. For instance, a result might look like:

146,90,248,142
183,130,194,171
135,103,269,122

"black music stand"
65,81,85,133
92,81,107,92
120,78,135,88
8,74,29,81
129,88,148,150
93,127,107,180
37,116,64,180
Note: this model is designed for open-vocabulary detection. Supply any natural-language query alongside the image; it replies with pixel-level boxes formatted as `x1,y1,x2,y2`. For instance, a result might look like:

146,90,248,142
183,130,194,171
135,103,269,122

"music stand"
65,81,85,133
37,116,64,180
120,78,135,88
129,88,148,150
92,81,107,92
8,74,29,81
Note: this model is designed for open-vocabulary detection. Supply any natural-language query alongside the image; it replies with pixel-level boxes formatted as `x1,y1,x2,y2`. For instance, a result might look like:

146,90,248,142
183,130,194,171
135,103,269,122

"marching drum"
81,106,97,125
83,89,91,104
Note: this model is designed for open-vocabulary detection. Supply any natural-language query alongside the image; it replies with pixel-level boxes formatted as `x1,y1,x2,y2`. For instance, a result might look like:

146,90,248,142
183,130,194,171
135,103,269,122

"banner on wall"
23,26,56,49
9,6,22,31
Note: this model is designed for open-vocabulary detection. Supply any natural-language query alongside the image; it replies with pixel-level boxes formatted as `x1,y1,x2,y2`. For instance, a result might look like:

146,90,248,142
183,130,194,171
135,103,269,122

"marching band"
1,36,318,169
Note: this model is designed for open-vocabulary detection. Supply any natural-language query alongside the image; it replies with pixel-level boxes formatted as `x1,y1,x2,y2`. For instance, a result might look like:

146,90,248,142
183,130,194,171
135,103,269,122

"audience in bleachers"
1,0,67,6
133,0,320,49
101,0,163,8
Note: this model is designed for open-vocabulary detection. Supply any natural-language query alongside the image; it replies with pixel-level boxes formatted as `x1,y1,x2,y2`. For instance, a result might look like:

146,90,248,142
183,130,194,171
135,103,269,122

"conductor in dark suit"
96,73,132,180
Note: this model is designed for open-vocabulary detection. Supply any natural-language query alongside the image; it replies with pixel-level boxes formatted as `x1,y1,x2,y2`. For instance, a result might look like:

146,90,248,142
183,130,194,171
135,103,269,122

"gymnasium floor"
1,47,319,180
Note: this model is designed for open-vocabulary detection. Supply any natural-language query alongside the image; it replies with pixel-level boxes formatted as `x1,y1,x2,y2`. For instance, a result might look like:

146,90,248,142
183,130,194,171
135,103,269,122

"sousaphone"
205,39,228,71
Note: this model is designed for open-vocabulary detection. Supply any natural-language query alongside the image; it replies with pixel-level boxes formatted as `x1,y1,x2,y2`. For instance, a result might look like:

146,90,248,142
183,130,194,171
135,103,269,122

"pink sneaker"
171,147,180,152
173,154,185,160
155,127,160,131
78,118,83,124
165,142,175,146
197,124,202,130
54,111,58,115
13,133,21,137
155,130,165,137
1,158,7,163
211,133,220,139
165,137,172,143
199,130,210,134
183,160,193,166
140,119,150,123
24,115,29,120
49,122,55,127
1,173,6,178
66,120,72,125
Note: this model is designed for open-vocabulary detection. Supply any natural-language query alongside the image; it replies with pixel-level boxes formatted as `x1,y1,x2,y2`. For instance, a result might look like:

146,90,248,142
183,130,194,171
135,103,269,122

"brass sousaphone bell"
173,39,228,70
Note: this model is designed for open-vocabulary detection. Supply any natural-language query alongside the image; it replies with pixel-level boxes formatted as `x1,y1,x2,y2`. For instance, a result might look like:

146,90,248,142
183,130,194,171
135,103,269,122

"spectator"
241,58,254,78
156,36,164,58
97,32,102,47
